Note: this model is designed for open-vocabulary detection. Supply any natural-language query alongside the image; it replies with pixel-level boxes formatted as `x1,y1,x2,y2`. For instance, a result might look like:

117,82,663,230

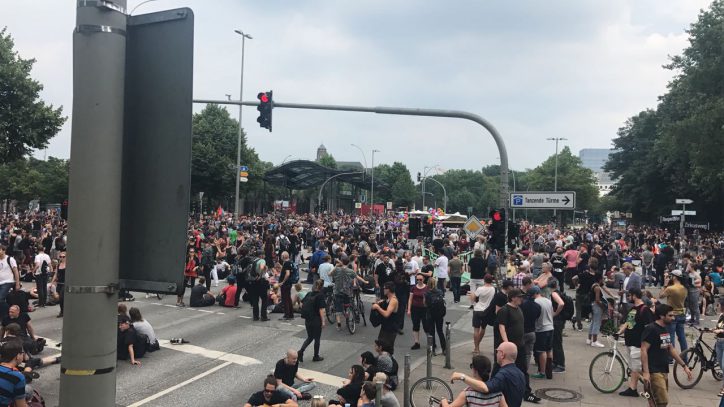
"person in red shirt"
220,276,238,307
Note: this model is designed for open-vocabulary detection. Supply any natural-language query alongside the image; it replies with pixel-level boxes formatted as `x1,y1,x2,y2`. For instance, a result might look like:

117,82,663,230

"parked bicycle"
673,325,722,389
409,376,453,407
352,286,367,327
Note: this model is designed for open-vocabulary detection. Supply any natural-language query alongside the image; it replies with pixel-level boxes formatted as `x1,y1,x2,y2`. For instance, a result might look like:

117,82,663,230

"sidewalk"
396,312,722,407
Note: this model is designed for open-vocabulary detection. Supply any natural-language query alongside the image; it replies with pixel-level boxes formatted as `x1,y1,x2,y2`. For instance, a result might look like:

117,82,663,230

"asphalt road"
30,274,472,407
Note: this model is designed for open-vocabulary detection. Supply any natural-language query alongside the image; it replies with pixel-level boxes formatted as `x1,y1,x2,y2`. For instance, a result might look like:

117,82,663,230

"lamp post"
371,149,380,217
350,144,368,181
233,29,252,220
421,165,437,210
546,137,567,218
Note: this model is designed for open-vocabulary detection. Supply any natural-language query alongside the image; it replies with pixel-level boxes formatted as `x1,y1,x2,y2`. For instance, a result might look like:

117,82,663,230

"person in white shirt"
212,258,230,287
33,246,52,307
404,252,420,286
434,249,449,293
129,307,159,352
531,285,557,379
318,256,334,288
0,245,20,303
469,274,496,354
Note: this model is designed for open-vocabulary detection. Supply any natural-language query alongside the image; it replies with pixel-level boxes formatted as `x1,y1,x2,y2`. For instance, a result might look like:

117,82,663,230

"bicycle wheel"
156,293,165,300
346,306,357,334
674,348,704,389
409,377,453,407
589,351,626,393
357,295,367,326
326,296,335,324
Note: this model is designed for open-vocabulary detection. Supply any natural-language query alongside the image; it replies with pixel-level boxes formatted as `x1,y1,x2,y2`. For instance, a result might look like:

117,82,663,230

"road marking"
126,361,232,406
158,340,262,366
196,309,214,313
216,312,225,315
163,304,177,308
298,368,345,387
239,315,252,319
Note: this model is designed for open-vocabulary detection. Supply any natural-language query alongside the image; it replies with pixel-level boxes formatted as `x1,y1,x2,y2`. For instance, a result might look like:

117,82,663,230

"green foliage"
606,1,724,226
0,157,69,203
0,28,66,163
191,104,261,206
373,162,417,207
318,154,337,169
424,169,499,215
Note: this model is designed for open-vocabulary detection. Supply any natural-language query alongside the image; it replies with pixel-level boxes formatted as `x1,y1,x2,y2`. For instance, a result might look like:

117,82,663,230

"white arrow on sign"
510,191,576,209
675,198,693,205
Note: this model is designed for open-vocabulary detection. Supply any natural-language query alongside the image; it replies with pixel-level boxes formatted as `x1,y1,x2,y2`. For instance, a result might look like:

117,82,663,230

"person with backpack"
31,246,50,308
246,254,270,321
0,245,20,305
298,279,326,363
486,249,499,277
424,278,447,355
548,279,572,373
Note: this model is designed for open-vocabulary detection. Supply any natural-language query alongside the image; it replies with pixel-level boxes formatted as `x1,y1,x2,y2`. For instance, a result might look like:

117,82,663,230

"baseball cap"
671,269,683,278
527,285,541,296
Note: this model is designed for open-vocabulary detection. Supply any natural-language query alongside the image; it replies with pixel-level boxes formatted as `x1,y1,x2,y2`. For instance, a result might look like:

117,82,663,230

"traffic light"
417,172,421,182
256,91,273,131
61,200,68,220
489,209,505,250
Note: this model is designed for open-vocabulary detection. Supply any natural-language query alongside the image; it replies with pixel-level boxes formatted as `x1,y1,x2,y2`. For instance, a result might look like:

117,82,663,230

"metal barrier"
403,354,411,407
426,333,433,381
375,381,383,407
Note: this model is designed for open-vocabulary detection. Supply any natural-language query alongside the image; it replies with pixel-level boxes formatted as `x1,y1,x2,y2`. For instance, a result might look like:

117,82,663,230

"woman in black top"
331,365,365,406
51,250,66,318
372,281,399,354
298,279,326,363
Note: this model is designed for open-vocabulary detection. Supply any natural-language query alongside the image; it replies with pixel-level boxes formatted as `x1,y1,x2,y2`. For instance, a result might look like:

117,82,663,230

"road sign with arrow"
510,191,576,209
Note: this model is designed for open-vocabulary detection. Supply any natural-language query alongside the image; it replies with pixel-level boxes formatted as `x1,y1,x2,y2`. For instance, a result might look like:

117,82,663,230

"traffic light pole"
62,1,127,405
193,99,511,254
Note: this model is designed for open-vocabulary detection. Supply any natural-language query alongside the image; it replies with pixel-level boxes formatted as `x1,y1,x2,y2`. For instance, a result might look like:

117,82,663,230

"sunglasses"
60,256,66,258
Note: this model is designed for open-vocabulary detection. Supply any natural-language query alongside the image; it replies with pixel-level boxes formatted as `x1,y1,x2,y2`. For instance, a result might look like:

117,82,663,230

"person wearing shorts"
641,303,691,407
530,285,554,379
469,274,496,354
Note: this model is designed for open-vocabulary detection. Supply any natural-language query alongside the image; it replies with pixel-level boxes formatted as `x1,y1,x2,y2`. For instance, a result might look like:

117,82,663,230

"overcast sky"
4,0,713,178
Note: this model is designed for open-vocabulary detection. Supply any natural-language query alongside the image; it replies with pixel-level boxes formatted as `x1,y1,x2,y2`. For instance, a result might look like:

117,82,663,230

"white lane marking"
158,340,262,366
239,315,252,319
163,304,177,308
216,312,225,315
298,368,346,387
126,361,232,406
196,309,214,313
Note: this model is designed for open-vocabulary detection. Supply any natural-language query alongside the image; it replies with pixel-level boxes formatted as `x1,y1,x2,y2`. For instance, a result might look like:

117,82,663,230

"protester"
407,271,429,350
443,355,504,407
117,316,143,366
274,349,315,401
372,282,399,354
329,365,365,406
189,277,215,307
298,279,326,363
50,250,66,317
0,339,28,407
470,274,495,355
425,278,447,355
129,307,159,353
615,288,654,397
244,375,298,407
659,270,688,354
373,372,400,407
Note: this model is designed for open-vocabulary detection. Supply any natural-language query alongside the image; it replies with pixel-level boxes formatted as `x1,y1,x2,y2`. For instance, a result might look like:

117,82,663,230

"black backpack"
40,260,48,275
301,292,317,319
556,290,575,321
427,290,446,319
245,258,261,283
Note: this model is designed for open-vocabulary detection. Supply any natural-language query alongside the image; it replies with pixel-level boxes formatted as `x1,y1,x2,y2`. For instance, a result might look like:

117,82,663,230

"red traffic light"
260,94,269,103
492,211,502,222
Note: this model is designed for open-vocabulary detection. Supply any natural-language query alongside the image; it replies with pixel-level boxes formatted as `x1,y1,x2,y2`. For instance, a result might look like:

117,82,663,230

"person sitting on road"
0,339,28,407
189,277,215,307
3,323,59,372
118,303,129,317
329,365,365,406
244,374,298,407
129,307,159,352
358,381,377,407
218,276,238,307
373,372,400,407
443,354,506,407
0,305,41,354
274,349,316,401
117,315,143,366
360,351,377,380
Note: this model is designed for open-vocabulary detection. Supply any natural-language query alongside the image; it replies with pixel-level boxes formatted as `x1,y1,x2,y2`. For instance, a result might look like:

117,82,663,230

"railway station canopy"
263,159,388,191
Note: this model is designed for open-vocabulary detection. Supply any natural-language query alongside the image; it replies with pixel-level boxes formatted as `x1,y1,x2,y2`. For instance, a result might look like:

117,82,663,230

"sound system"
408,218,421,239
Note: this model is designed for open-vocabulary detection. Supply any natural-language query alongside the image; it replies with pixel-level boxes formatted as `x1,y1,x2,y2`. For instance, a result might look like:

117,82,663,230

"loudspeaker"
408,218,421,238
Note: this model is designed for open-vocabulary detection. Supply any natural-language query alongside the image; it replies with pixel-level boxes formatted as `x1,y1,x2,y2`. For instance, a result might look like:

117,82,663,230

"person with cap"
219,275,238,307
659,269,689,354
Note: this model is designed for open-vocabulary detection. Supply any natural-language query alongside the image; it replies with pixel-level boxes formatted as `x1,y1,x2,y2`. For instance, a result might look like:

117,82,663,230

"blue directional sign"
239,165,249,172
509,191,576,209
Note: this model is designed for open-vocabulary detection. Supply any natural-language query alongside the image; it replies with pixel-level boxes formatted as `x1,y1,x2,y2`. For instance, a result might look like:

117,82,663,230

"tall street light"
370,149,380,217
233,29,252,220
421,165,437,210
350,144,368,181
546,137,567,217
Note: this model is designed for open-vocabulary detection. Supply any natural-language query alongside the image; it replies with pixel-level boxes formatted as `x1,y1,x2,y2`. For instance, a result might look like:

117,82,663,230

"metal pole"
553,138,559,218
318,172,364,211
426,333,433,380
403,354,411,407
233,30,251,219
350,144,368,181
61,1,126,405
371,149,379,217
426,177,447,214
444,321,452,369
511,171,516,221
680,204,685,238
375,381,383,407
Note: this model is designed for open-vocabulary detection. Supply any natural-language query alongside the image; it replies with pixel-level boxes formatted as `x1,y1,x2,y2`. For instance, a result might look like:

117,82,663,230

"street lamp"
280,155,293,165
546,137,567,217
421,165,438,210
371,149,380,216
350,144,368,181
233,29,252,220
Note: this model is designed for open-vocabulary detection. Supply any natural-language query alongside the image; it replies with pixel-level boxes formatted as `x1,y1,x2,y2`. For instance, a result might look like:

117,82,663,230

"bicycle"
589,333,646,394
673,325,723,389
324,287,335,324
341,295,358,334
353,286,367,327
409,376,453,407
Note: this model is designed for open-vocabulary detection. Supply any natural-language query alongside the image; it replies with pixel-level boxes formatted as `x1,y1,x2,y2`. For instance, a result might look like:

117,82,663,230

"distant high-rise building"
316,143,328,161
579,148,617,196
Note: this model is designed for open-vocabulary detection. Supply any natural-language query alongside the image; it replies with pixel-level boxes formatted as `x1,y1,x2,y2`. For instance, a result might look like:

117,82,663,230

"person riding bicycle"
328,256,366,331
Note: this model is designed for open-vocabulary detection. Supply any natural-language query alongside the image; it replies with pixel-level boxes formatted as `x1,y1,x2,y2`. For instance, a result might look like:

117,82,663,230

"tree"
0,28,66,163
191,104,261,207
424,169,499,215
373,162,417,207
0,157,69,203
318,154,337,169
605,1,724,226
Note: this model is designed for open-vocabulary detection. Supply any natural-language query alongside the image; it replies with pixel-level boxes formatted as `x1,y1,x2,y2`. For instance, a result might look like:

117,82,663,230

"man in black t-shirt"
573,267,596,331
189,277,215,307
244,375,297,407
273,350,315,401
616,288,654,397
496,288,538,402
117,316,143,365
641,303,691,406
374,253,393,296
